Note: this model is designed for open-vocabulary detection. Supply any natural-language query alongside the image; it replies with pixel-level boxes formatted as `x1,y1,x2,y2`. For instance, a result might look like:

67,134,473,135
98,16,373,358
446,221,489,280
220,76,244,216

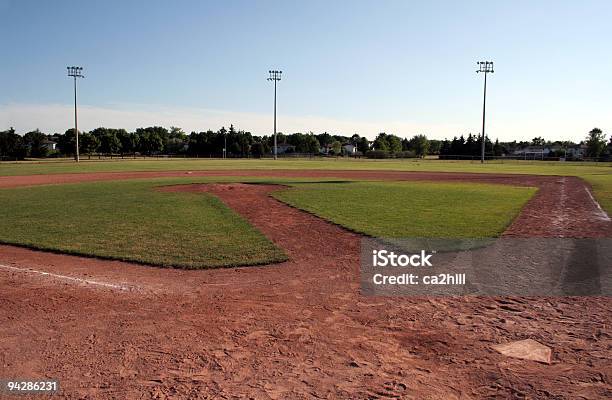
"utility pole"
476,61,493,164
67,66,85,162
267,70,282,160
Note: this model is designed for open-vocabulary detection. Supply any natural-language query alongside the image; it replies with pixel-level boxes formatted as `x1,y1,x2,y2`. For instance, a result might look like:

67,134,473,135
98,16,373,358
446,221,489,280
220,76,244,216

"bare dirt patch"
0,172,610,398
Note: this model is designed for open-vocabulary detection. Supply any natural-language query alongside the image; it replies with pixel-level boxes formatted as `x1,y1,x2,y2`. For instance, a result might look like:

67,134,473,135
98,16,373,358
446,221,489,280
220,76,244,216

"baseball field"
0,158,610,398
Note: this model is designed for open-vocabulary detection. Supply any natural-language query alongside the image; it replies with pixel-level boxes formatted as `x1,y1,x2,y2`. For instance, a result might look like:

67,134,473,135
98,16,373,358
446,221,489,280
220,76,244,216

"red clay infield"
0,170,610,398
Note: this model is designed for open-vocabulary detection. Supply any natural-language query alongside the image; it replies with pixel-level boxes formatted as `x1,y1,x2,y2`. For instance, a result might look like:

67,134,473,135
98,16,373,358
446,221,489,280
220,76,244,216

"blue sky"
1,0,611,141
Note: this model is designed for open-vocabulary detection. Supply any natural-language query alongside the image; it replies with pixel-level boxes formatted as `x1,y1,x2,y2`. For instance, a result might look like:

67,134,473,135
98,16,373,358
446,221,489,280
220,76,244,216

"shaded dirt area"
0,172,610,399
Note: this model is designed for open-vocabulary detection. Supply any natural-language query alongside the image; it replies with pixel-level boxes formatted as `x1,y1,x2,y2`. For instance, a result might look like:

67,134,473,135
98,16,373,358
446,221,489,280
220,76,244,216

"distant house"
319,143,357,155
342,144,357,155
42,140,57,151
566,145,587,159
276,144,295,154
320,144,334,155
513,146,550,158
512,144,588,160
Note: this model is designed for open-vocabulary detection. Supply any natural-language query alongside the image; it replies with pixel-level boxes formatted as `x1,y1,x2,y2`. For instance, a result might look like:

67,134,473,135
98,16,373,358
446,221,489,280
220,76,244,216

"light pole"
67,66,85,162
267,70,282,160
476,61,493,164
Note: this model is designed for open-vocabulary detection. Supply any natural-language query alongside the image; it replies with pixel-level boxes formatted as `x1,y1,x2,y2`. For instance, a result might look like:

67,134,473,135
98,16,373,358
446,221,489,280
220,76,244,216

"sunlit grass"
0,157,610,177
273,181,537,238
0,179,286,268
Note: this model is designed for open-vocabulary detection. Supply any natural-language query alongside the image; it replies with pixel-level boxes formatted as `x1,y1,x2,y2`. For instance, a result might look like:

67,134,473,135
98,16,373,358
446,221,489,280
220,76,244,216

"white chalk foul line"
0,264,133,291
584,187,612,222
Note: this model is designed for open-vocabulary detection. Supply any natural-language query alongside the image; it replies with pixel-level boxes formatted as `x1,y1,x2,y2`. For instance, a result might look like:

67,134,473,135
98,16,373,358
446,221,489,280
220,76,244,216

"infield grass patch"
0,180,286,268
273,181,536,238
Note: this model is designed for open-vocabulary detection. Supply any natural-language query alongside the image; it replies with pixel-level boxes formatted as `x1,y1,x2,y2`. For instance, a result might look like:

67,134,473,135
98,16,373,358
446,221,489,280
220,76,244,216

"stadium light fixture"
67,66,85,162
267,70,282,160
476,61,494,164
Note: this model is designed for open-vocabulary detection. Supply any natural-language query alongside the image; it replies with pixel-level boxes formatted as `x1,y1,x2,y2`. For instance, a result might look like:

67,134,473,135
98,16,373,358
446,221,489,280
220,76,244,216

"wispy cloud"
0,102,466,140
0,102,607,142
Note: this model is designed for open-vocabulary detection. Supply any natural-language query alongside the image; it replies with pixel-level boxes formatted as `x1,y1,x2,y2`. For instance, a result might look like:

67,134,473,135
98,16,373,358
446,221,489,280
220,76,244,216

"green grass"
585,174,612,213
273,181,537,238
1,157,610,177
0,169,604,266
0,176,538,267
2,158,609,213
0,179,287,268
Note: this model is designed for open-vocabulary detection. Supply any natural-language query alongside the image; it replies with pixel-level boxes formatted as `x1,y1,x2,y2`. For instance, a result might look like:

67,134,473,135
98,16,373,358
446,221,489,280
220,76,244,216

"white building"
342,144,357,155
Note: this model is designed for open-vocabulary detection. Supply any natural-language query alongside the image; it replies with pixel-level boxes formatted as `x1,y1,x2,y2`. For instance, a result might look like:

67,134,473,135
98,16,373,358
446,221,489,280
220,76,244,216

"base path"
0,172,610,398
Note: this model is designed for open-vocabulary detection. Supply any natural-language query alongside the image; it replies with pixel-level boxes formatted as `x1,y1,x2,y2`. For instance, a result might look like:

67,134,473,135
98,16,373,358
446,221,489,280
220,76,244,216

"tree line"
437,128,611,159
0,125,364,159
1,125,610,160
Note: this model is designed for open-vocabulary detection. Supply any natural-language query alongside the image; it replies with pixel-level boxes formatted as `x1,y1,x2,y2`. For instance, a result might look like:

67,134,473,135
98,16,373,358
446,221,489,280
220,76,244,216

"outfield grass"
273,181,537,238
2,158,610,214
0,157,610,177
0,179,287,268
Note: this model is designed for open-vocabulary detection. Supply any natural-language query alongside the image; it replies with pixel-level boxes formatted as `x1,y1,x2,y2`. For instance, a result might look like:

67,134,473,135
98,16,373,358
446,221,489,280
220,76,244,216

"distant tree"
142,132,164,154
79,133,100,155
229,140,241,155
450,135,465,155
531,137,545,146
117,130,139,154
275,131,286,145
373,133,389,152
0,128,27,160
331,140,342,155
585,128,606,158
401,137,410,151
316,132,333,147
23,129,48,157
493,139,503,156
386,134,402,153
428,139,441,155
304,133,320,153
409,134,429,158
466,134,478,155
260,136,271,154
169,126,186,139
57,129,77,156
333,134,350,144
439,140,451,156
358,137,370,154
91,127,121,154
250,141,264,158
188,130,213,155
135,127,168,154
287,132,306,152
166,127,188,154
